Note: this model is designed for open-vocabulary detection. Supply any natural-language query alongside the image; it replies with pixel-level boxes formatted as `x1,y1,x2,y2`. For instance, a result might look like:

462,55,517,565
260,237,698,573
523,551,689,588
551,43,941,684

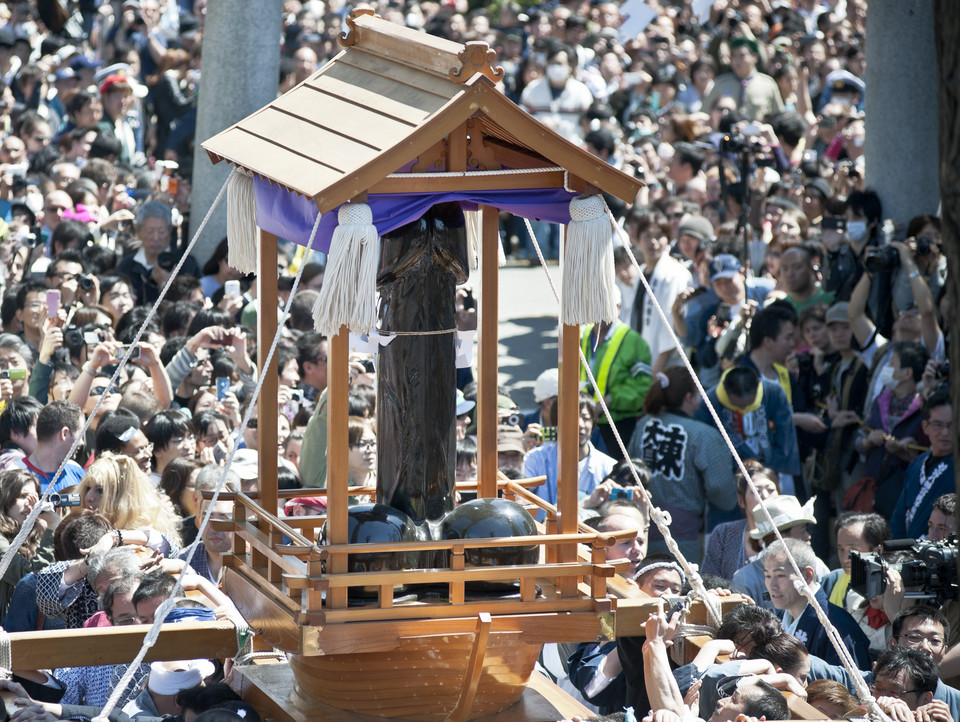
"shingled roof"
201,9,642,214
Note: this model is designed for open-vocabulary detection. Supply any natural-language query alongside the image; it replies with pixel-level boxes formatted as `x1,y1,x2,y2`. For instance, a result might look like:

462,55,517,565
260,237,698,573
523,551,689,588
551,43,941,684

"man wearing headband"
568,552,681,715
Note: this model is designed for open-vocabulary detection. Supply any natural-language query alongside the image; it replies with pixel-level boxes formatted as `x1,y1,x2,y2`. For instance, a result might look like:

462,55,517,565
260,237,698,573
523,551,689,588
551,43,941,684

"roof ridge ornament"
339,7,376,47
449,42,505,85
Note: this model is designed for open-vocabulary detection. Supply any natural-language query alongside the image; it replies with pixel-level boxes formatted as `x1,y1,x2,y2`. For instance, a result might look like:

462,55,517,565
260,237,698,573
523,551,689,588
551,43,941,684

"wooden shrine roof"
201,9,642,214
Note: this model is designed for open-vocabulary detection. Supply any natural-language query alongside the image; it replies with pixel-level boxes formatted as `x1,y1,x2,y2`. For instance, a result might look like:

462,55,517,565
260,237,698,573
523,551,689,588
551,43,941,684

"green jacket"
580,321,652,424
299,388,327,489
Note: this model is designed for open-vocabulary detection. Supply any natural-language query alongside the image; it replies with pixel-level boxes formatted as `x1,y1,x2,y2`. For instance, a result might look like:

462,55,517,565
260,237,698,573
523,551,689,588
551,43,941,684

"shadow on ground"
496,315,559,413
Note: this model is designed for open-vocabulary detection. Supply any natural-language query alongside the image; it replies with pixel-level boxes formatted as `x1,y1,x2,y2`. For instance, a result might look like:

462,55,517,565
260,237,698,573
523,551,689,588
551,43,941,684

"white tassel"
465,210,481,269
465,209,506,269
226,168,258,274
312,203,380,337
561,195,617,326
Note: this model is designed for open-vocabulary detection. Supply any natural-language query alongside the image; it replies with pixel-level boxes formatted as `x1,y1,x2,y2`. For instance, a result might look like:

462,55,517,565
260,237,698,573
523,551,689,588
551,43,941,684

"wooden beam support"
326,326,350,609
449,613,493,722
257,230,279,526
9,622,238,670
368,170,569,194
448,122,468,172
557,320,580,596
477,204,499,498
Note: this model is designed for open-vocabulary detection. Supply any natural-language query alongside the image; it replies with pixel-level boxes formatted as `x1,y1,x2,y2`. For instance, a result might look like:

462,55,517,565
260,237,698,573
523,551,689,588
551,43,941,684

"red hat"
99,73,132,96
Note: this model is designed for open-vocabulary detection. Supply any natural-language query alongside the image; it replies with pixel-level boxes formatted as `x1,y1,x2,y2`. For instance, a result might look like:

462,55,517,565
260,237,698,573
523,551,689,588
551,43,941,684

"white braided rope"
598,205,890,721
0,170,235,587
522,216,722,628
93,207,325,722
0,627,9,677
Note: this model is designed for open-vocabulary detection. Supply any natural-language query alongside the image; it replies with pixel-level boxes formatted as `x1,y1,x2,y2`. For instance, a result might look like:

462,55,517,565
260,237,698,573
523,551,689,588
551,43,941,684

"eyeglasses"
716,676,748,700
111,615,141,626
130,443,154,457
870,683,923,700
927,420,952,432
898,632,945,649
350,439,376,450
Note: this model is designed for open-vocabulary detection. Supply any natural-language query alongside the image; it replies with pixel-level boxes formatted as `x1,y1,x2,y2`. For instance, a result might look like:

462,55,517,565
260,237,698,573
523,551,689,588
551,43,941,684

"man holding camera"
115,201,200,305
525,393,615,515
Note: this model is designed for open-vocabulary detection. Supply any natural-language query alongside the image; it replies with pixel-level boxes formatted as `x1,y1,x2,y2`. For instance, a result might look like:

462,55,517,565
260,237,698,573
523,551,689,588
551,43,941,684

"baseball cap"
456,389,475,417
825,302,850,325
677,214,715,243
497,425,525,455
231,448,259,481
708,254,742,283
803,177,831,200
533,368,559,403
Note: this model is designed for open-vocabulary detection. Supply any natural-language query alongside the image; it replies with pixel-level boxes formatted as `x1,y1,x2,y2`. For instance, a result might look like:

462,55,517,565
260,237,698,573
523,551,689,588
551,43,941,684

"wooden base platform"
233,660,592,722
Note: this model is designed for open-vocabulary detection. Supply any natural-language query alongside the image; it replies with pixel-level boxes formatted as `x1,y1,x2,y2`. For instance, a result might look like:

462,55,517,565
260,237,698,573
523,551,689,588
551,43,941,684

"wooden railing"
218,478,639,625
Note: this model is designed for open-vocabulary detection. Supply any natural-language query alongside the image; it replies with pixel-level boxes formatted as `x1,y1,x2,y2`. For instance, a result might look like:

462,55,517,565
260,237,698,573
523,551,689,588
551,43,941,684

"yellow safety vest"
580,323,631,400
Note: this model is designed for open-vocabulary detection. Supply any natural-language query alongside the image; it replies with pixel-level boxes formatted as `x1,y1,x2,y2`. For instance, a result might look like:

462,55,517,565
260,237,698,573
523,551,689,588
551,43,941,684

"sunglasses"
90,385,118,396
247,418,258,429
715,675,749,700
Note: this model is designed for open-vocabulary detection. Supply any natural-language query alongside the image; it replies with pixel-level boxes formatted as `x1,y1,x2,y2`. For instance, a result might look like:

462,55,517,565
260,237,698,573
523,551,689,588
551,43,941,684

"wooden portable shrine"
198,10,738,722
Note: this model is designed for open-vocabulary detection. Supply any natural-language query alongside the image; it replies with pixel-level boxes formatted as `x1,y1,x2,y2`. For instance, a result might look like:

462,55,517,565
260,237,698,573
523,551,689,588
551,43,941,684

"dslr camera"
916,236,936,257
863,245,899,274
850,537,959,605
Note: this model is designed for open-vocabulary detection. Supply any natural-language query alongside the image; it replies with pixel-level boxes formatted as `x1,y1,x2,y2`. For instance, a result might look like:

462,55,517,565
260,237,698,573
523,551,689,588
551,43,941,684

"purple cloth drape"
253,176,576,253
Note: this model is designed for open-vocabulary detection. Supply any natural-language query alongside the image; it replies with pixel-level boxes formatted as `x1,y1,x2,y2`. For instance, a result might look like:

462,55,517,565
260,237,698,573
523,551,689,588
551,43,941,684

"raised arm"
848,271,876,348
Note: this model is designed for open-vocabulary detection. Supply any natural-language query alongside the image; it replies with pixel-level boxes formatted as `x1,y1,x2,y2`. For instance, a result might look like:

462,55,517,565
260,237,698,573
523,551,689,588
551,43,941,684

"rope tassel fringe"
226,168,258,274
312,202,379,337
561,194,618,326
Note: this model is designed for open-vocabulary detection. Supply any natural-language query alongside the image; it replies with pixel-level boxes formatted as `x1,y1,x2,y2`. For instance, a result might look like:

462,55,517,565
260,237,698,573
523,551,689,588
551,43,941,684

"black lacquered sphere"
440,498,539,566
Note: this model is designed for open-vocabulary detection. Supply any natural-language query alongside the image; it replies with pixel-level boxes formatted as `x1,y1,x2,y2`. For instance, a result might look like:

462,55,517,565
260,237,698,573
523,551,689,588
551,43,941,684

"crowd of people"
0,0,949,721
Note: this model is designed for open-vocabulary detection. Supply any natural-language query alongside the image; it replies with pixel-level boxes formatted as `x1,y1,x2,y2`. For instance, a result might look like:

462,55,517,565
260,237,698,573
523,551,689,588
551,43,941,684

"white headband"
148,660,215,695
635,560,686,587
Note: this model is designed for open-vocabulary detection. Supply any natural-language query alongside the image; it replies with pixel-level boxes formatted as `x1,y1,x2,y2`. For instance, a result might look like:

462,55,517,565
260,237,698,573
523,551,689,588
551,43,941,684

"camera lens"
79,274,94,290
506,413,521,426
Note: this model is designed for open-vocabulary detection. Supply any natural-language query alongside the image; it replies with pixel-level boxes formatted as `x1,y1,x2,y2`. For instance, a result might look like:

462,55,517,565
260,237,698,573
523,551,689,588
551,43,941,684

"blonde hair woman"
77,454,183,554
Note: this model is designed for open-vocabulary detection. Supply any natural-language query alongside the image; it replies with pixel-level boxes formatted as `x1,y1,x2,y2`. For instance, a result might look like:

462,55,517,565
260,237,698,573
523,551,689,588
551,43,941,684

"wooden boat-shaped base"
289,631,543,721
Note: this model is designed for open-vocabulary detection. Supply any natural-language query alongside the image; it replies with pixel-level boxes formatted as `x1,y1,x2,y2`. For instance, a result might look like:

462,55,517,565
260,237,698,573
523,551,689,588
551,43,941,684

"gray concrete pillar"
864,0,939,225
189,0,283,265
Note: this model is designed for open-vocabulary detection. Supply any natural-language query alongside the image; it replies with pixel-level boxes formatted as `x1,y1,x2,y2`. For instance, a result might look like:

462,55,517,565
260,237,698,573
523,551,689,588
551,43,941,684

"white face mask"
878,365,899,389
546,64,570,86
847,220,868,241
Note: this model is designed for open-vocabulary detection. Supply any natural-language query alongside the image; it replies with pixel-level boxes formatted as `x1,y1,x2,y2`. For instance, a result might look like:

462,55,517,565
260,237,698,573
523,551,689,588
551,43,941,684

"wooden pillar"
557,321,580,596
476,204,499,498
326,326,350,608
257,229,279,521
